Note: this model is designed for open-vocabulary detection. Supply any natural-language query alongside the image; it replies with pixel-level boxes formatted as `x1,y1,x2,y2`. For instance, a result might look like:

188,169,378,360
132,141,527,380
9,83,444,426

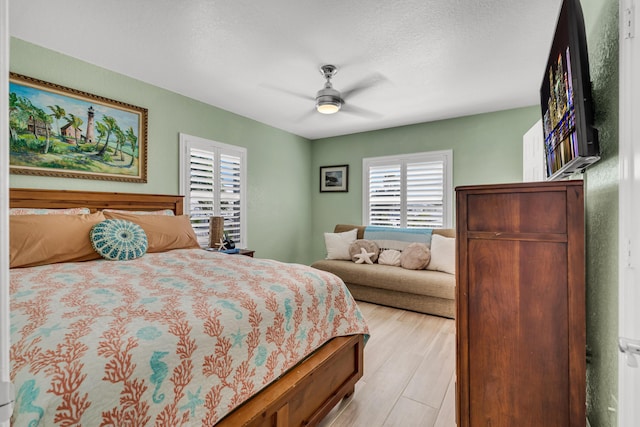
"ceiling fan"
315,65,343,114
313,64,383,116
264,64,385,119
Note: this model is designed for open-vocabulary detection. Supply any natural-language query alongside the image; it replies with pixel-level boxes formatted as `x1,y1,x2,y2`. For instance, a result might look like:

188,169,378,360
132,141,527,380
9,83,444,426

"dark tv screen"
540,0,599,180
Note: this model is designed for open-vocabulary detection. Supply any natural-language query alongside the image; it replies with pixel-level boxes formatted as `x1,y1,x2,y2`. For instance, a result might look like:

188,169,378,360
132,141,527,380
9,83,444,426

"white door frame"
618,0,640,426
0,0,12,425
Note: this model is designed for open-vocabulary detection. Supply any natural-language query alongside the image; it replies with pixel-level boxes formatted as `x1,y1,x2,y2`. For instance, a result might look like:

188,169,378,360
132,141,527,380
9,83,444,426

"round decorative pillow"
348,239,380,264
400,242,431,270
90,219,148,261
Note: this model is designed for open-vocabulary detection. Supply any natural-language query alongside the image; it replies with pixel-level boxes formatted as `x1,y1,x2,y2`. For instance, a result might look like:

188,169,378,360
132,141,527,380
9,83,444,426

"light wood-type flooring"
319,301,456,427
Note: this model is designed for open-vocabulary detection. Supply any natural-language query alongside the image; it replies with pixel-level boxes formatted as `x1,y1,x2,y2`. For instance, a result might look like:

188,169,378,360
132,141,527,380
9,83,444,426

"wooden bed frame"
9,188,365,427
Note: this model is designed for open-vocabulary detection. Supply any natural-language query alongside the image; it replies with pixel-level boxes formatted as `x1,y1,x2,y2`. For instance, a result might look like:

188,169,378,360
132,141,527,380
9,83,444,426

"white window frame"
179,133,247,248
362,149,453,228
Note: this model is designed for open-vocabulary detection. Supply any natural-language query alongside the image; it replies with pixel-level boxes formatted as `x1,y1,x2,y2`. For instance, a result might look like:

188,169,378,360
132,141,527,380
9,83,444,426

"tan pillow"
348,240,379,264
103,211,200,252
10,211,105,268
400,242,431,270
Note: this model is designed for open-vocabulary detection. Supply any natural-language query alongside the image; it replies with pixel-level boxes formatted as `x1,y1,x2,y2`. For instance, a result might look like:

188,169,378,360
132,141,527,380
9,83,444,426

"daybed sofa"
311,224,456,319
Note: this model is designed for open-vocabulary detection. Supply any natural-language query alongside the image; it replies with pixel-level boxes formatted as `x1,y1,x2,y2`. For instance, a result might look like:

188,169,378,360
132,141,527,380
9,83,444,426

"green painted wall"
10,7,623,421
582,0,619,425
308,106,540,262
9,38,313,263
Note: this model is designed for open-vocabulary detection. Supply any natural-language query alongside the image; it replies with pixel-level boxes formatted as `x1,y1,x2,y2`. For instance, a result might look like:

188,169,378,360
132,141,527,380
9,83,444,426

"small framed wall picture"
320,164,349,192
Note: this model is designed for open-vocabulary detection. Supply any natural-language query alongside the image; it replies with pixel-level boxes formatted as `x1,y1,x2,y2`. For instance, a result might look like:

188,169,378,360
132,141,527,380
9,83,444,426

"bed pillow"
102,211,201,252
102,208,175,216
348,239,379,264
426,234,456,274
90,219,148,261
378,249,402,266
324,228,358,260
10,207,90,215
400,243,431,270
10,211,105,268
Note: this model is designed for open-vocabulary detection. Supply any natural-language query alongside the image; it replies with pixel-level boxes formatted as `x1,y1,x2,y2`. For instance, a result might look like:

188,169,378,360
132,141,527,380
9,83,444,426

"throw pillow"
378,249,402,266
90,219,148,261
9,212,105,268
324,228,358,260
400,242,431,270
352,248,375,264
426,234,456,274
348,239,379,264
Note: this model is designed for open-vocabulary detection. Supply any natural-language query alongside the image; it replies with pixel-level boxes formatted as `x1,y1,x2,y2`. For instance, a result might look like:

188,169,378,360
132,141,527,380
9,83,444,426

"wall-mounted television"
540,0,599,180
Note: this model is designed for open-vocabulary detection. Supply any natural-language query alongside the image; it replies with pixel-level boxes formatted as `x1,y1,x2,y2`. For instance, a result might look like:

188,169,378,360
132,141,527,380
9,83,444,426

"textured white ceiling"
9,0,562,140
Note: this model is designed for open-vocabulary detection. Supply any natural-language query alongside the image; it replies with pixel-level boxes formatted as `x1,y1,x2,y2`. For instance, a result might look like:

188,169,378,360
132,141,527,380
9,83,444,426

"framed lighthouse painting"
8,73,147,182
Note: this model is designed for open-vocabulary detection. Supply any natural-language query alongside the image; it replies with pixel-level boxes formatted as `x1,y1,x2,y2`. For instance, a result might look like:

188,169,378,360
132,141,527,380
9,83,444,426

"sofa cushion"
344,283,455,319
311,259,455,300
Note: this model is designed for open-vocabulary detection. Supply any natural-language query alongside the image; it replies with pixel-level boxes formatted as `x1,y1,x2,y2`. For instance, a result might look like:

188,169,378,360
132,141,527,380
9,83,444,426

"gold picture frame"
9,73,148,182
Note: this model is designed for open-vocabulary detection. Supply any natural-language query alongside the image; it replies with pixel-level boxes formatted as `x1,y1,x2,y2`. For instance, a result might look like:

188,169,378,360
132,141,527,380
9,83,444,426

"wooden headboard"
9,188,184,215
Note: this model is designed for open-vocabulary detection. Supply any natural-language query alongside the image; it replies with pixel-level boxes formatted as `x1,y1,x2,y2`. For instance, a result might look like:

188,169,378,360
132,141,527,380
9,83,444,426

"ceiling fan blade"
295,108,318,122
260,83,315,102
340,103,383,119
340,72,388,99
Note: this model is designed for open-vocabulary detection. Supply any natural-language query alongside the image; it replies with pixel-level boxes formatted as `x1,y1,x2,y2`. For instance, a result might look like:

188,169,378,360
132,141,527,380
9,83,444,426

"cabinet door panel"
467,192,567,234
467,239,569,426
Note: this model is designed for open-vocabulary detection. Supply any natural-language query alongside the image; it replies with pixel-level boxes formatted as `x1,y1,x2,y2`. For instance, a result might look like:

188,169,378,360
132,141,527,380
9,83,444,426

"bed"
8,188,369,426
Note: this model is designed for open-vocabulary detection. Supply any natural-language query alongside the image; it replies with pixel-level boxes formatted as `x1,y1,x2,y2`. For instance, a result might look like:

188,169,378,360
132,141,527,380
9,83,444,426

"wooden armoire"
455,181,585,427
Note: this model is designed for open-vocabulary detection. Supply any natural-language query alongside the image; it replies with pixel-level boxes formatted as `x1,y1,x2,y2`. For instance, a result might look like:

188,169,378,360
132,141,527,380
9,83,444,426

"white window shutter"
179,134,247,248
368,163,402,227
363,150,452,229
406,160,444,228
220,153,242,243
188,148,215,245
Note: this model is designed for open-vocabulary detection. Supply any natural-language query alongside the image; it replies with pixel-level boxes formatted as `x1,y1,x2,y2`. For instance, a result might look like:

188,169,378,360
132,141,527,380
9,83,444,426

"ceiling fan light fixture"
316,97,342,114
315,76,342,114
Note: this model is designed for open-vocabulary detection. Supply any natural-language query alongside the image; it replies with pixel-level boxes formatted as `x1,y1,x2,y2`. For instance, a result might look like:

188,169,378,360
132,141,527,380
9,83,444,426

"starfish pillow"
348,239,379,264
353,247,376,264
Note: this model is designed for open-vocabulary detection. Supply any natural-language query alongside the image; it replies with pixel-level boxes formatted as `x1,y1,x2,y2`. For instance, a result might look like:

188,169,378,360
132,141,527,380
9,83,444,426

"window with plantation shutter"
179,133,247,247
368,163,402,227
363,150,452,229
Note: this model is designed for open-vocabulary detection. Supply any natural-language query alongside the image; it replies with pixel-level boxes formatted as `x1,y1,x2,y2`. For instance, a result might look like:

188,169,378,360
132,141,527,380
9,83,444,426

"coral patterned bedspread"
10,249,369,426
